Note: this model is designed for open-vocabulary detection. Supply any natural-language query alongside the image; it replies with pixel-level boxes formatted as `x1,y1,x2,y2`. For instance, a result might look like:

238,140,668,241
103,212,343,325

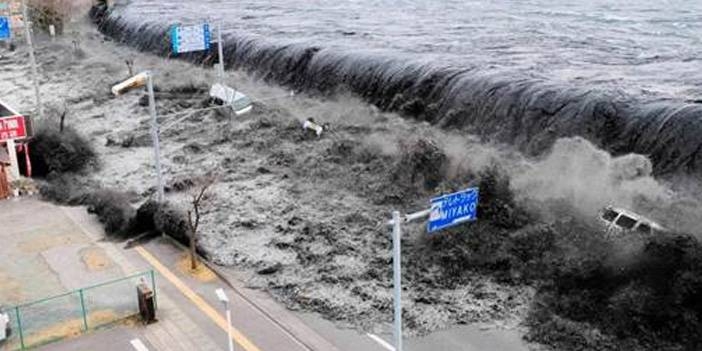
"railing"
1,270,156,350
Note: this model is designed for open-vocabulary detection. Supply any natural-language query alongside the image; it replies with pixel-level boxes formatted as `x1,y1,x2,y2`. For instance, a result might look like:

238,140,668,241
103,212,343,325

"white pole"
21,0,43,120
6,139,19,181
225,303,234,351
146,73,165,203
217,23,225,83
392,210,403,351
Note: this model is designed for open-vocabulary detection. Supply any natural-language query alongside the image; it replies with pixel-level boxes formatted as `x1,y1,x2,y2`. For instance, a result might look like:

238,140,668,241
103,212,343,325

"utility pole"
21,0,43,120
146,72,165,203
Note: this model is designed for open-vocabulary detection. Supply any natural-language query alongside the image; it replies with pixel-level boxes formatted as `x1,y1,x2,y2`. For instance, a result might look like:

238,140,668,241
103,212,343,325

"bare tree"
186,176,215,270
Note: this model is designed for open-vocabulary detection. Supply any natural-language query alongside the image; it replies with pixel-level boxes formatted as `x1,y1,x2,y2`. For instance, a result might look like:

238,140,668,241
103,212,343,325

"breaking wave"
90,3,702,177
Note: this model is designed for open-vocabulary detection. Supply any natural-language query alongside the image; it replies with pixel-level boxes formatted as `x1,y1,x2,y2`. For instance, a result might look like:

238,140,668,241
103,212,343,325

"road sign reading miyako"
428,187,479,233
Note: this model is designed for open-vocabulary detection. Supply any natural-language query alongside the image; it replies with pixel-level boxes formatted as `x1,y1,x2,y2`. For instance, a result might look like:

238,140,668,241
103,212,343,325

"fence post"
150,270,157,310
78,289,88,331
15,306,25,350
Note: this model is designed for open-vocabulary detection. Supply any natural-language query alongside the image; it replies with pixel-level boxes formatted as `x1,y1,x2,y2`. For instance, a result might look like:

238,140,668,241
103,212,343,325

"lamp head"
112,71,151,96
215,288,229,304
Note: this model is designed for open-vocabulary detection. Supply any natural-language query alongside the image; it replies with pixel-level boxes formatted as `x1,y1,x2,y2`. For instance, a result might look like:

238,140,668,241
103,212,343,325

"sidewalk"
61,204,333,351
54,205,224,351
134,238,336,351
0,197,342,351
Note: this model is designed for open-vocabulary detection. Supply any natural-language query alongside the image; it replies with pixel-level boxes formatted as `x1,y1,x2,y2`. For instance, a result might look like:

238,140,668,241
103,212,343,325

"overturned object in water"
209,83,253,116
111,72,149,96
302,119,324,137
598,205,668,237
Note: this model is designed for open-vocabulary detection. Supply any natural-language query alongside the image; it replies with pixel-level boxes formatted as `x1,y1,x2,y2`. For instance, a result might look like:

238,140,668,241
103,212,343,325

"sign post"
386,187,479,351
169,22,224,80
170,22,252,121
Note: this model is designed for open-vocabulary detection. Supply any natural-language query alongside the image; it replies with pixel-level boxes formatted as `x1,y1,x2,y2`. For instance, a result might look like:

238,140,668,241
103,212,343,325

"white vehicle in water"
598,206,667,236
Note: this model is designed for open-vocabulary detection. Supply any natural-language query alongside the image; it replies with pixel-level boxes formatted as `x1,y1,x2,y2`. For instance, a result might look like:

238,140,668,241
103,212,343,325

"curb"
164,236,340,351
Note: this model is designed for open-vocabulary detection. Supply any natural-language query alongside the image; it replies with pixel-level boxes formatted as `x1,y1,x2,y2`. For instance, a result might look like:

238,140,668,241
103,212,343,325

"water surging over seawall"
91,4,702,177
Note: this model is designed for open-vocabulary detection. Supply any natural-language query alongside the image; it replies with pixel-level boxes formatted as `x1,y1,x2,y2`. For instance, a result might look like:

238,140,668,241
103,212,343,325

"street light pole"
111,71,165,203
391,210,403,351
146,72,165,202
21,0,43,120
225,301,234,351
215,288,234,351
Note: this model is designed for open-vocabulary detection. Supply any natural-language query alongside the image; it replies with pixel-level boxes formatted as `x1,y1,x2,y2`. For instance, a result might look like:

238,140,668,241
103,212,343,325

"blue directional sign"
170,23,211,54
428,187,479,233
0,16,10,41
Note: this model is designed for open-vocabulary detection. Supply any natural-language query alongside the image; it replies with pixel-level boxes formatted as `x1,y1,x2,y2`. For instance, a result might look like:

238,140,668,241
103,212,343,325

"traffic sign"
0,16,10,40
170,23,211,54
0,115,27,141
428,187,479,233
384,186,479,351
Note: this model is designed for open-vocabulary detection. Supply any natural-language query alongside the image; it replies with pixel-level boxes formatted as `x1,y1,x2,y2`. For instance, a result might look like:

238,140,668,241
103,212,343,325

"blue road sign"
428,187,479,233
0,16,10,41
171,23,211,54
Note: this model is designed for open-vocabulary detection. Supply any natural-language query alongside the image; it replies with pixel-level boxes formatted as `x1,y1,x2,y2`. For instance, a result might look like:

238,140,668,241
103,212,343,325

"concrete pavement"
61,204,316,351
48,327,154,351
0,198,318,351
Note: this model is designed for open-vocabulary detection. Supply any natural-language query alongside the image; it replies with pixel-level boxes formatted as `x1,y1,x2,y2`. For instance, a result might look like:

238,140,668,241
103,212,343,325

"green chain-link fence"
1,270,156,351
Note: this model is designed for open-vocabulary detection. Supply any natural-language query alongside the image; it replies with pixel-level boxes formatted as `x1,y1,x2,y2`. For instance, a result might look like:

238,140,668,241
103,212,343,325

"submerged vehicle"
209,83,253,117
598,206,667,236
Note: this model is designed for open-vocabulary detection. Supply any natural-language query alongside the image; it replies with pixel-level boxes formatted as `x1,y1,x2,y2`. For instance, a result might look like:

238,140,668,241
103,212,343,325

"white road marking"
130,338,150,351
367,333,395,351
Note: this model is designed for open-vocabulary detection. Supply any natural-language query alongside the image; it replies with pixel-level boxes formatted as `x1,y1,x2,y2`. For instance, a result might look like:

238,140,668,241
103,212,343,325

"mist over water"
97,0,702,177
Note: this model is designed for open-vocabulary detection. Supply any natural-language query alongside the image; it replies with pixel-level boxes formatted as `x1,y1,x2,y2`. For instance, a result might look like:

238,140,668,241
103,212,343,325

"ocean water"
114,0,702,99
100,1,702,176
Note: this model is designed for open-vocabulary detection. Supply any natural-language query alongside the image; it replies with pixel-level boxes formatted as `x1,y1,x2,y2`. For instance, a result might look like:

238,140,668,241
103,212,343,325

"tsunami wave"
90,3,702,177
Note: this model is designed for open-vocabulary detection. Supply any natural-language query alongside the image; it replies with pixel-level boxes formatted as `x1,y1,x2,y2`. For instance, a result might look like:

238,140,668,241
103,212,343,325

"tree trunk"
190,230,198,270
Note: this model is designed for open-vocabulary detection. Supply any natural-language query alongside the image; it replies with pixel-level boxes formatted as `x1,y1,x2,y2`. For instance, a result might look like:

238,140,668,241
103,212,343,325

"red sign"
0,115,27,141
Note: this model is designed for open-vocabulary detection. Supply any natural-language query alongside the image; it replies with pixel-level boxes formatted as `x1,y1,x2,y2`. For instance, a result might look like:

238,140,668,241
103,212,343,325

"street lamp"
215,288,234,351
112,71,165,202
